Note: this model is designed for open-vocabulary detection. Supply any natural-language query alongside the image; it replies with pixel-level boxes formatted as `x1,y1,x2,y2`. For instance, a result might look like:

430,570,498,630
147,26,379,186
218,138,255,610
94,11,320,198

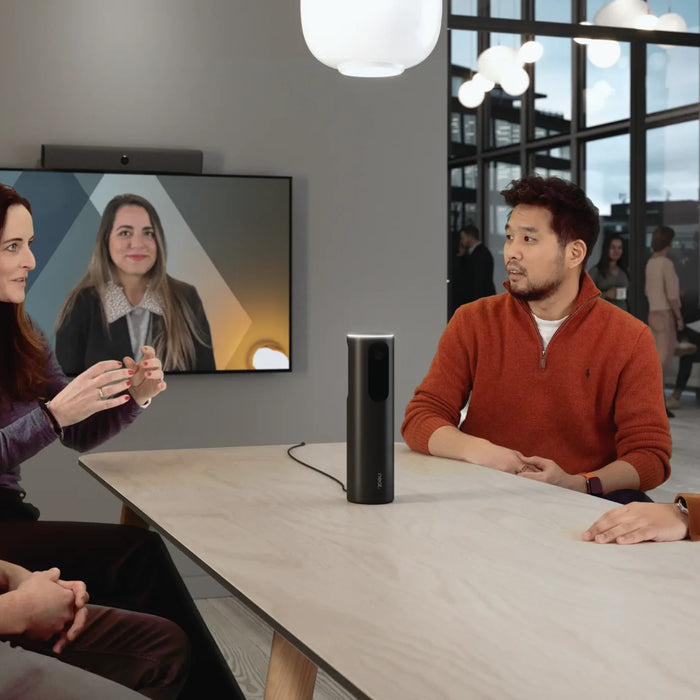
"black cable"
286,442,347,492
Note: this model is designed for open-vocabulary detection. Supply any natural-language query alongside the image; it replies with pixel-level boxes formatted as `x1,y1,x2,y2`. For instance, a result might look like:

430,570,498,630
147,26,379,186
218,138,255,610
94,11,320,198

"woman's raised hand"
48,360,134,428
124,345,167,406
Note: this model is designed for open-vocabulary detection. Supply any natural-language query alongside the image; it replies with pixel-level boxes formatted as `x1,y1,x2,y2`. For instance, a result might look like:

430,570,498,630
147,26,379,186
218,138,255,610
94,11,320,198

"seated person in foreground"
583,495,700,544
402,176,671,504
0,558,187,698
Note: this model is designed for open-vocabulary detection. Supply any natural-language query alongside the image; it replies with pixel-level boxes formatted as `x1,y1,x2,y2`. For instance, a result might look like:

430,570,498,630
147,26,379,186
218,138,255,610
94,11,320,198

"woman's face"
107,205,158,283
0,204,35,304
608,238,623,262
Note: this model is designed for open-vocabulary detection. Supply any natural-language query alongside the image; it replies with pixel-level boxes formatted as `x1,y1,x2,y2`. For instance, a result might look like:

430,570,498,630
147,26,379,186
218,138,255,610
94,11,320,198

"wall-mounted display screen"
1,169,291,374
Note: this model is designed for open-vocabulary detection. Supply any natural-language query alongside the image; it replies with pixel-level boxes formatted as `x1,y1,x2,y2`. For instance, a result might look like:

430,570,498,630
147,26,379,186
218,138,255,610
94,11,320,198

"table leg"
120,504,149,529
264,630,318,700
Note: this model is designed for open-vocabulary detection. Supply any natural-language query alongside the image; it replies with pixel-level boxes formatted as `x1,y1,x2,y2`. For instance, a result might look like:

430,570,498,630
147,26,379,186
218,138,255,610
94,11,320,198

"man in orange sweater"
402,176,671,503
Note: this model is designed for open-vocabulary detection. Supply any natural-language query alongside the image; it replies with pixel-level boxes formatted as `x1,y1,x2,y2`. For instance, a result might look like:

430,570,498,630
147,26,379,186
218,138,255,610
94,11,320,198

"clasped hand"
48,346,166,428
488,448,581,491
15,567,90,654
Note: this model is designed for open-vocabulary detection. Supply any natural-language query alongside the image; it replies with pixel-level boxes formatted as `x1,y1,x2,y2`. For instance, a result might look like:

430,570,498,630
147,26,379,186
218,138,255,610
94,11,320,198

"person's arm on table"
518,457,641,492
402,309,527,474
582,494,700,544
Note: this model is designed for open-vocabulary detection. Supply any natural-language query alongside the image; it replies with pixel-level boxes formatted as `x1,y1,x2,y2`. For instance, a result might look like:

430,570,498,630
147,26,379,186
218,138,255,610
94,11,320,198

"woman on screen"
0,183,244,697
55,193,215,374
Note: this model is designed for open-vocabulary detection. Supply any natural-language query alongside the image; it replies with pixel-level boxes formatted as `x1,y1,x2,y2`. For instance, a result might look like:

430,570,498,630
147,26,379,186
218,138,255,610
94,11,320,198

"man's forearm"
427,425,524,473
0,560,31,593
587,460,641,494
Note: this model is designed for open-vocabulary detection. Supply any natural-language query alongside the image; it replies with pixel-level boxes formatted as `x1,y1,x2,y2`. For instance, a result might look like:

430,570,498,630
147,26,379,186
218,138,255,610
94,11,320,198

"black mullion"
629,40,647,320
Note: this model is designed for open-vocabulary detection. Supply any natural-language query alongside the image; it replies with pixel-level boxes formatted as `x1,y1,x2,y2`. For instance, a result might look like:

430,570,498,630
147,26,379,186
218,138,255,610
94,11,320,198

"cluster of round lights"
578,0,688,68
458,41,543,109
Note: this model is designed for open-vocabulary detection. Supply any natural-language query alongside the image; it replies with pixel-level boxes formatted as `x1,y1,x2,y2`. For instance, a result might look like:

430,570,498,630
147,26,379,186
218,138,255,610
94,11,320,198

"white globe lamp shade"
656,12,688,33
476,45,520,84
518,40,543,64
251,347,290,370
472,72,495,92
458,80,485,108
633,13,658,30
500,66,530,96
300,0,442,77
593,0,650,28
587,40,622,68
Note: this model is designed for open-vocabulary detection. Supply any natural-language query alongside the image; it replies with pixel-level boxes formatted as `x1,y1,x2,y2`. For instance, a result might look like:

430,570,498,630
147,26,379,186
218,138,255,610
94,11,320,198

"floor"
194,397,700,700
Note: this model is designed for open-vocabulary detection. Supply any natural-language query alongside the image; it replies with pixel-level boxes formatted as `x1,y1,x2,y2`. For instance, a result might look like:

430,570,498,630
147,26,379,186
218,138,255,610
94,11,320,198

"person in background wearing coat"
453,225,496,309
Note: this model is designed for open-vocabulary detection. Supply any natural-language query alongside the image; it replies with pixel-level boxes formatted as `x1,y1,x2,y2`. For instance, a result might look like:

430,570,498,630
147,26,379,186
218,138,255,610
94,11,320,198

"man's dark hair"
500,176,600,264
460,224,480,241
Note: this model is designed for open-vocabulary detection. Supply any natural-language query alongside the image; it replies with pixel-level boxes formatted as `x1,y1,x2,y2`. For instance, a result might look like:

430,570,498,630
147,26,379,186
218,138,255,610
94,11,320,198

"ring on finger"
98,387,105,399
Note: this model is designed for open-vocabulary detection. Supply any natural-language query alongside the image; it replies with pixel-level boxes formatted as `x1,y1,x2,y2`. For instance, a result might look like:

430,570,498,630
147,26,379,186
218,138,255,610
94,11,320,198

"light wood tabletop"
79,443,700,700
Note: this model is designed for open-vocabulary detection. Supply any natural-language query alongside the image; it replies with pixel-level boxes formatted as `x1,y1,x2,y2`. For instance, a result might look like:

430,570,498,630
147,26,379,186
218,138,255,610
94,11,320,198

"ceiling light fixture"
300,0,442,78
457,41,543,109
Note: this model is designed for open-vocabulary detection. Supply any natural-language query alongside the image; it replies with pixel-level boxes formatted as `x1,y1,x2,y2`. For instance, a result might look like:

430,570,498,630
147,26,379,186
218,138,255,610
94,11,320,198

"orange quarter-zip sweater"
402,273,671,491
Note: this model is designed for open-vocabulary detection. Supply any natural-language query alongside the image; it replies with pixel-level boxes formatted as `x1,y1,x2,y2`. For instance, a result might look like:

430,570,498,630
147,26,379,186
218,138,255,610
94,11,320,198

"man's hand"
476,444,529,474
52,578,90,653
583,502,689,544
125,346,167,406
14,569,78,644
517,455,585,491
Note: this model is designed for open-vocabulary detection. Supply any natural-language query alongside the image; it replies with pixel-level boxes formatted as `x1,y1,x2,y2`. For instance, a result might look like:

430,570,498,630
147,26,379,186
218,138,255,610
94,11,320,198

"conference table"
79,443,700,700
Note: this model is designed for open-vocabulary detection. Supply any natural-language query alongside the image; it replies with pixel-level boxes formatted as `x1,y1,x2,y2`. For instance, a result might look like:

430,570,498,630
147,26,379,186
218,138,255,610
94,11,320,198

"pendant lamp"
300,0,442,78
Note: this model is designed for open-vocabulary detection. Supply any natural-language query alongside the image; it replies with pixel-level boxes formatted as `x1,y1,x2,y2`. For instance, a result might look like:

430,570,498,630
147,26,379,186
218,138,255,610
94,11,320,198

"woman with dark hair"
645,225,683,416
55,194,215,374
0,183,244,698
589,235,630,311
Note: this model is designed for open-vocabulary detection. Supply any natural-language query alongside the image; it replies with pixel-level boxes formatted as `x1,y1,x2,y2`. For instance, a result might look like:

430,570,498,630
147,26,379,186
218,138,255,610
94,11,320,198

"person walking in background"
645,225,683,417
666,309,700,410
452,225,496,309
589,234,630,312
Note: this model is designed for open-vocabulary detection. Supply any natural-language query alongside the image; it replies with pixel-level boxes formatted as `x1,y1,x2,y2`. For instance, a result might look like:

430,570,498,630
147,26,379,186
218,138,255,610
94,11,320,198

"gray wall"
0,1,447,524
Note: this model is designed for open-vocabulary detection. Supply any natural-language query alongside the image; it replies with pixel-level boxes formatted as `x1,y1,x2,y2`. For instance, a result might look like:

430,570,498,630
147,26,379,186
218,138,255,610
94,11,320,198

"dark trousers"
675,326,700,393
0,522,245,700
600,490,654,505
1,605,188,699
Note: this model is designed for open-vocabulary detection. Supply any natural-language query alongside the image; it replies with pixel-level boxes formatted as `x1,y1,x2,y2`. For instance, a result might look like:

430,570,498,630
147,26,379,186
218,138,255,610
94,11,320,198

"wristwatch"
583,472,603,496
677,497,689,516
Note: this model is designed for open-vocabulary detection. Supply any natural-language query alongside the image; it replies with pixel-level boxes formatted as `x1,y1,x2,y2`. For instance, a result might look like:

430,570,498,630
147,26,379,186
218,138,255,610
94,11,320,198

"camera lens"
120,154,130,165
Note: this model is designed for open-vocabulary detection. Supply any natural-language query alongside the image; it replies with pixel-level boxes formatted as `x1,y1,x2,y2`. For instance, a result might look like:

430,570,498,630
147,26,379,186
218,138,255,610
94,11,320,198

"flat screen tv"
1,168,291,374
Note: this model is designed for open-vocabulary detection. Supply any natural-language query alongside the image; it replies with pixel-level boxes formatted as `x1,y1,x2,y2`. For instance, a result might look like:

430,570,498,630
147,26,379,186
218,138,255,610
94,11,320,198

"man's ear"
567,239,587,268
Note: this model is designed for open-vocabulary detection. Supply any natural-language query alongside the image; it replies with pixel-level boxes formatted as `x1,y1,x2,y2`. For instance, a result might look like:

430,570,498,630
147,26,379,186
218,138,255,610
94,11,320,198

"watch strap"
582,472,603,496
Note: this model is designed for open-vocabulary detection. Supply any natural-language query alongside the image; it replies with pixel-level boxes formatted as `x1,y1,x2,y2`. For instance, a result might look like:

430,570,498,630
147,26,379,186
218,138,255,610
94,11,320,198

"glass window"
647,120,700,312
450,0,477,15
585,42,630,127
450,29,477,72
647,45,700,113
533,36,572,135
533,146,571,180
584,134,631,270
491,0,521,20
486,158,521,290
535,0,571,23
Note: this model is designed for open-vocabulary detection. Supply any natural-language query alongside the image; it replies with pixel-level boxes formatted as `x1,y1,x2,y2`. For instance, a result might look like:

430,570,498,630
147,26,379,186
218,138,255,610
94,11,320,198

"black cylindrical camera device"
346,334,394,504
